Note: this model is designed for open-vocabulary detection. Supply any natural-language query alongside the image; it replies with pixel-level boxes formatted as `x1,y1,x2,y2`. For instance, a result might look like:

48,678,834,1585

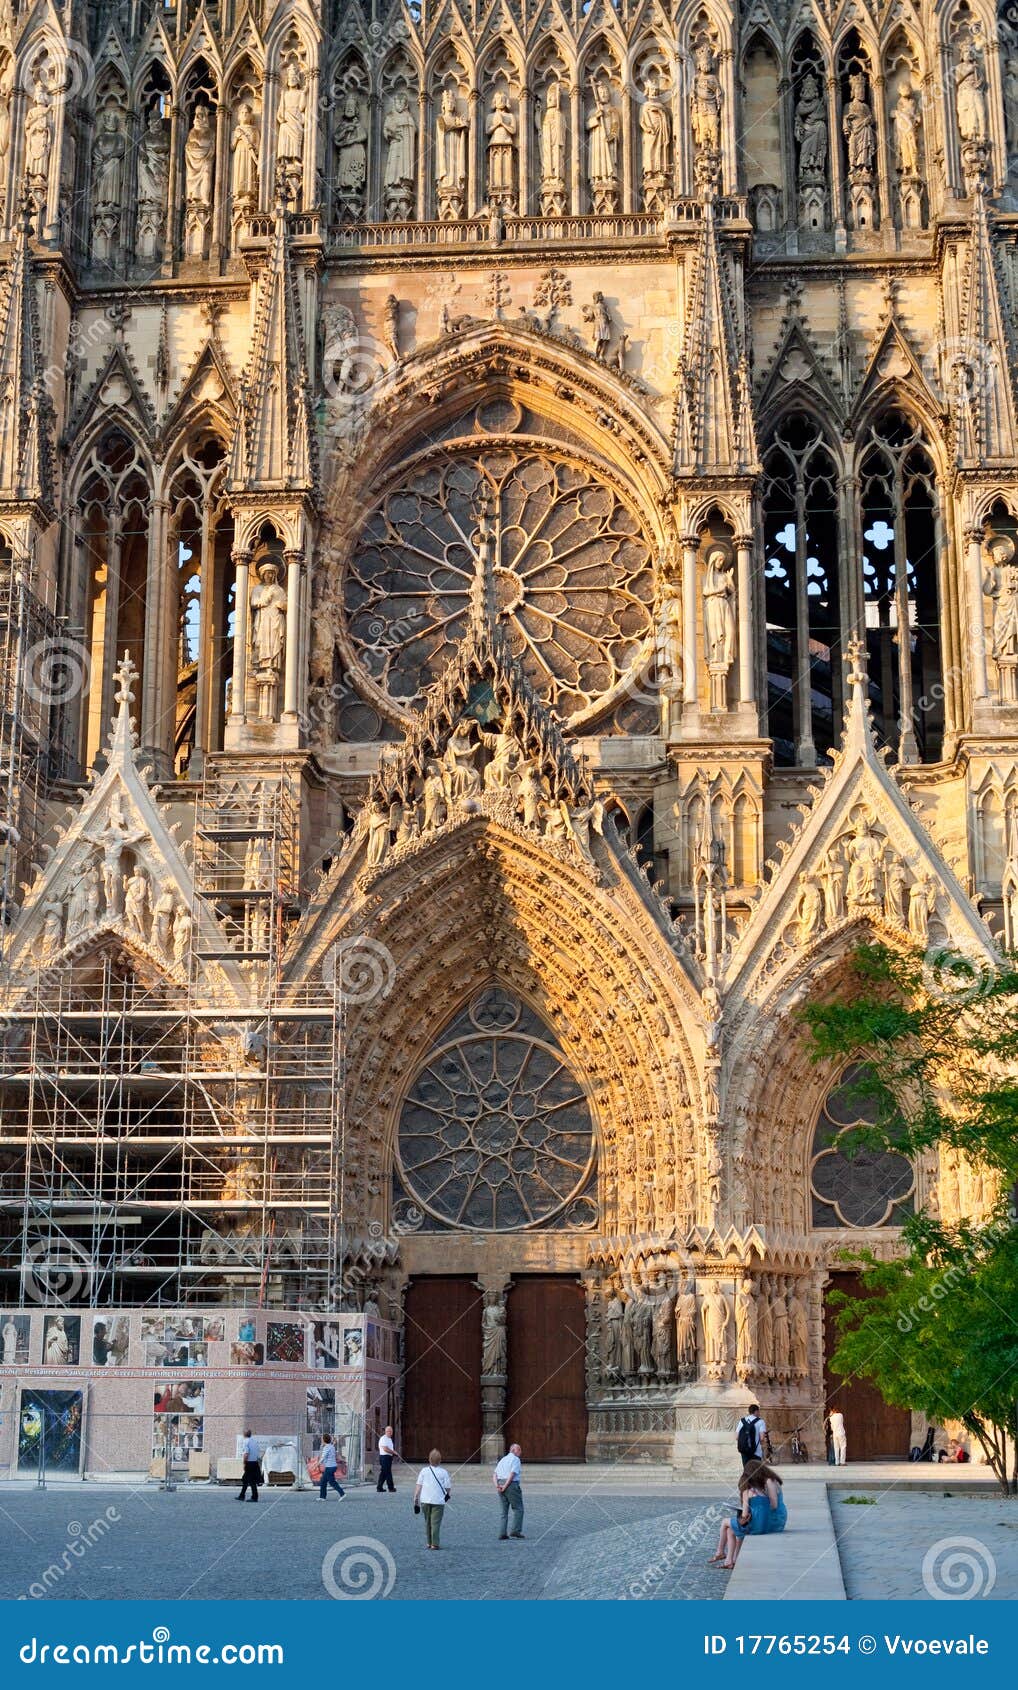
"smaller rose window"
395,988,596,1232
810,1064,915,1228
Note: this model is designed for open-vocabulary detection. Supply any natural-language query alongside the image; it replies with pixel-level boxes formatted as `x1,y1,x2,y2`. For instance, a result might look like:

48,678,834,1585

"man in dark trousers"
238,1429,260,1501
376,1425,398,1492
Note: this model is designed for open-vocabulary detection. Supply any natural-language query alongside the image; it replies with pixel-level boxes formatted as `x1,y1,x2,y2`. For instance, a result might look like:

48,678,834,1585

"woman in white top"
413,1448,452,1549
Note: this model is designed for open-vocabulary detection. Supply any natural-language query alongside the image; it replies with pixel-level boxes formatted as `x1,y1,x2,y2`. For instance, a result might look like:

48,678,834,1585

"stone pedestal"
480,1372,507,1463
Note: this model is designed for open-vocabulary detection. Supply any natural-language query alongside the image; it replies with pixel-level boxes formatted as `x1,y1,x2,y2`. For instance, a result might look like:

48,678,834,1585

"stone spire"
953,186,1018,467
0,195,53,511
228,199,317,495
673,199,758,477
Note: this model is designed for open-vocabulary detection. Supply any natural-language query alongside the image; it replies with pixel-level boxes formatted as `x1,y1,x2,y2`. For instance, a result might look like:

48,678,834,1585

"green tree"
802,943,1018,1495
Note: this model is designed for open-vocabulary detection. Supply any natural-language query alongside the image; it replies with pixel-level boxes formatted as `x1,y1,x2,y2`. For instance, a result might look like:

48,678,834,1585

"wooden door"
402,1277,482,1464
504,1276,587,1461
823,1271,911,1460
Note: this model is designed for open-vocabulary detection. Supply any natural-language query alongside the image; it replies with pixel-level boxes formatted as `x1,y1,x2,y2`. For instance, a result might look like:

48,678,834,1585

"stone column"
735,533,755,709
140,496,174,778
966,525,990,703
228,548,252,729
680,533,699,731
161,103,180,276
282,548,303,725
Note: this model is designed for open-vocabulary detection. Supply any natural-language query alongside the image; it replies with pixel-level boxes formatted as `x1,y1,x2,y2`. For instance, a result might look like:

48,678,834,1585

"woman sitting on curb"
708,1462,787,1570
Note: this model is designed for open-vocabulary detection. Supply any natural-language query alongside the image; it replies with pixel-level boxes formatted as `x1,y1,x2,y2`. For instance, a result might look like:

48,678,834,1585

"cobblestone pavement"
0,1483,734,1602
832,1490,1018,1601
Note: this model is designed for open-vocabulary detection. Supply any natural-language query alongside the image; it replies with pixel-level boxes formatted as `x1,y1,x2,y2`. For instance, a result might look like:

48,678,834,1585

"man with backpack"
737,1403,767,1467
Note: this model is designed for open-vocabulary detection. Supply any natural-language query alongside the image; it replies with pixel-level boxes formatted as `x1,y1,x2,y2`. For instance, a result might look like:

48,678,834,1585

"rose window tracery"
394,988,597,1232
810,1064,915,1228
344,450,655,727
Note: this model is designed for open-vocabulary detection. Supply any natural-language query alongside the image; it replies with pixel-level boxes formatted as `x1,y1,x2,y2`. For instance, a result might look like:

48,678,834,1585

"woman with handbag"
413,1449,452,1549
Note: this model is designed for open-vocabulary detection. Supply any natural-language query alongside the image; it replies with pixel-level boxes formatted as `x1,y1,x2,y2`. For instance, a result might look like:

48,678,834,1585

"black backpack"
737,1415,759,1460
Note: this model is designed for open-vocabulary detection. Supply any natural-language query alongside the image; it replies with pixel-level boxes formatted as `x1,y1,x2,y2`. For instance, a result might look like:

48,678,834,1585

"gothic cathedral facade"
0,0,1014,1467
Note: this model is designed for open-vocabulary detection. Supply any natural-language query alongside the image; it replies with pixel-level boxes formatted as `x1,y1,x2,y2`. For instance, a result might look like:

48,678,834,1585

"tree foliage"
802,944,1018,1494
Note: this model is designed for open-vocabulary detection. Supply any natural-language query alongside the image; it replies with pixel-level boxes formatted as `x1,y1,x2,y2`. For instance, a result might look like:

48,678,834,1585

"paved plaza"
832,1489,1018,1601
0,1481,734,1603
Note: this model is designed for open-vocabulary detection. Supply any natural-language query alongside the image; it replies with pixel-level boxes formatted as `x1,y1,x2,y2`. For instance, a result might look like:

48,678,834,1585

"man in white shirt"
736,1403,767,1466
413,1449,452,1549
376,1425,398,1493
829,1408,847,1465
238,1429,260,1502
494,1443,524,1540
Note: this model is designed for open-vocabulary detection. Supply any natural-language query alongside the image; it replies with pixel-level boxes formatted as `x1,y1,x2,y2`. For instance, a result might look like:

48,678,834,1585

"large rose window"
343,450,655,726
393,988,597,1232
810,1064,915,1228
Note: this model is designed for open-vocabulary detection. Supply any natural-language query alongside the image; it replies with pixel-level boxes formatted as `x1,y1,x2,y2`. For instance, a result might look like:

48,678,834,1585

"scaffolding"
0,750,346,1312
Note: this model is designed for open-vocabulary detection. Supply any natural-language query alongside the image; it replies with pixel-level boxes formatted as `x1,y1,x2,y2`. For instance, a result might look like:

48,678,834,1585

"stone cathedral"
0,0,1014,1475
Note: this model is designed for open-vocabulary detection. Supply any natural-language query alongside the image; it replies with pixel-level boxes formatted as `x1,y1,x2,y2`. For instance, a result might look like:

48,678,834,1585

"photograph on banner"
342,1325,363,1366
230,1340,264,1365
90,1314,130,1366
266,1320,305,1363
41,1313,81,1366
312,1318,341,1369
152,1412,204,1470
17,1389,84,1475
1,1311,30,1364
306,1385,335,1440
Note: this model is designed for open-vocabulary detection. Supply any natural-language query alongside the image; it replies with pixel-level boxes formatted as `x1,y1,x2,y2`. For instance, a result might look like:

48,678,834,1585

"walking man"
829,1407,848,1465
494,1442,524,1540
736,1402,767,1468
238,1428,260,1502
318,1435,346,1500
376,1425,398,1492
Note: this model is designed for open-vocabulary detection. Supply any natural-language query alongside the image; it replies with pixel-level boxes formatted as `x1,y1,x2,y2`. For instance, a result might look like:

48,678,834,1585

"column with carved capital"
966,526,990,706
282,548,304,727
140,496,174,779
680,534,700,734
226,548,252,742
735,533,756,712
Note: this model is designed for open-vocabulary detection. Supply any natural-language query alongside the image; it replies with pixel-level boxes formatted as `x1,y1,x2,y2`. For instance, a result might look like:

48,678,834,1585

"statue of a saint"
674,1282,697,1372
335,94,368,193
436,87,468,197
842,73,876,174
587,79,621,198
735,1279,757,1377
908,873,936,945
700,1281,731,1371
652,1278,675,1377
441,720,481,800
795,873,824,947
984,535,1018,664
184,105,215,206
844,814,883,909
604,1286,625,1376
955,39,988,146
538,80,567,184
794,73,827,179
24,73,52,183
383,91,417,218
137,108,170,205
250,561,287,674
690,43,723,170
883,854,908,926
639,72,671,179
486,89,517,204
893,83,921,175
231,101,260,205
92,107,126,208
703,547,735,670
481,1290,508,1376
276,63,307,164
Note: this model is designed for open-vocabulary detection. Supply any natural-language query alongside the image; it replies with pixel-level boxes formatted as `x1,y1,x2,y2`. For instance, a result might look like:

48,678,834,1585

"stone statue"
584,291,612,361
335,93,368,209
92,107,126,209
277,63,307,166
479,726,520,791
422,763,447,831
690,43,722,182
883,853,908,927
0,59,12,177
794,73,827,179
153,885,176,955
983,535,1018,674
652,1277,675,1377
844,813,883,909
486,90,517,208
908,872,936,945
66,868,93,940
442,721,482,801
795,873,824,947
955,39,988,147
734,1278,757,1379
893,83,921,175
674,1282,697,1373
538,80,567,207
138,108,170,204
24,72,52,184
250,561,287,675
1005,58,1018,150
172,904,192,965
383,91,417,220
518,766,544,830
621,1286,637,1376
481,1289,508,1376
85,794,144,918
587,79,621,210
436,86,468,216
639,70,669,190
124,866,149,939
756,1282,773,1373
184,105,215,207
700,1281,731,1373
40,898,63,956
703,547,735,672
842,74,876,174
631,1283,655,1375
383,295,400,362
787,1285,810,1376
820,848,845,926
769,1283,790,1378
231,101,260,207
366,798,390,868
604,1285,625,1377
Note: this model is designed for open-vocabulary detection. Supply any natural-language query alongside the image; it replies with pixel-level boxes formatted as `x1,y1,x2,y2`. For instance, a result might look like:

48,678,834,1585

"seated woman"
708,1462,787,1569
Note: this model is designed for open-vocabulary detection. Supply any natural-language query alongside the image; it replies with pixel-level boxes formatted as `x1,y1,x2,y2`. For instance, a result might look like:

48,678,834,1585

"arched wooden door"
402,1277,482,1463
